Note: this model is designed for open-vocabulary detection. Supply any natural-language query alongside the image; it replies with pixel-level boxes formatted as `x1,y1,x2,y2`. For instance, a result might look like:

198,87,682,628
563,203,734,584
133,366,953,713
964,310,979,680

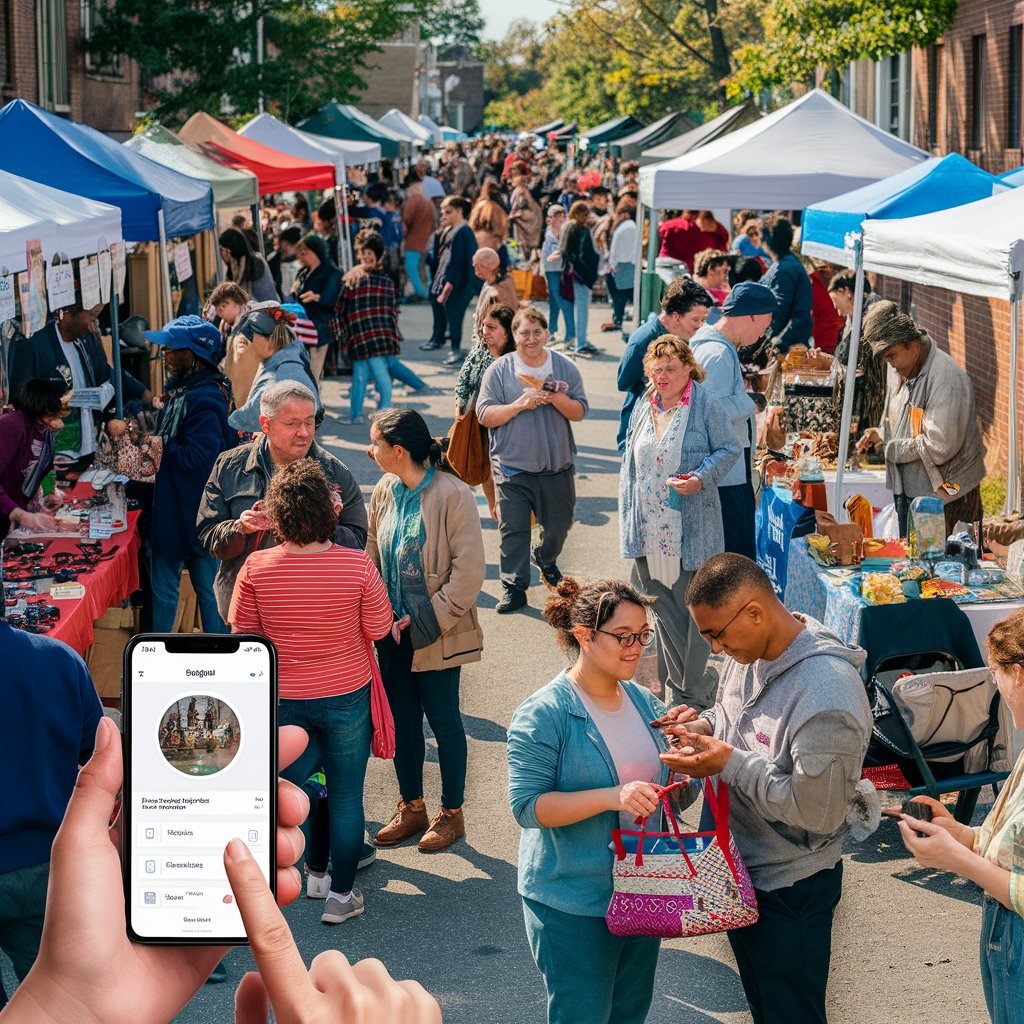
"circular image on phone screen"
157,695,240,777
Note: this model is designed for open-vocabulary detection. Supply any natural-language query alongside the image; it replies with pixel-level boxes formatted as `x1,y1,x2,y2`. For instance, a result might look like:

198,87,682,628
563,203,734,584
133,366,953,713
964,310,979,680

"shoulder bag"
446,407,491,487
606,779,759,938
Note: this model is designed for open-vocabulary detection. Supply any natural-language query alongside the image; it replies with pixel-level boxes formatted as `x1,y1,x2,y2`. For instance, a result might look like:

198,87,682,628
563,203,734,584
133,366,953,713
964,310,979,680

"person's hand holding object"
659,730,734,777
3,718,310,1024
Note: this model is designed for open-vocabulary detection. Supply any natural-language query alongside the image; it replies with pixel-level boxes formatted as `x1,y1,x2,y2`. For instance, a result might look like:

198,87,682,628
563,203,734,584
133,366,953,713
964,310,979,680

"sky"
478,0,558,39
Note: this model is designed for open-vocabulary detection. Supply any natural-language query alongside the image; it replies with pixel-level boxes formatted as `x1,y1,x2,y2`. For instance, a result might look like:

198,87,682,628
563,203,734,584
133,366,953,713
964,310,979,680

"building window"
36,0,69,110
886,57,901,135
874,54,910,140
927,45,942,148
1009,26,1022,149
0,0,12,86
82,0,120,76
970,34,986,151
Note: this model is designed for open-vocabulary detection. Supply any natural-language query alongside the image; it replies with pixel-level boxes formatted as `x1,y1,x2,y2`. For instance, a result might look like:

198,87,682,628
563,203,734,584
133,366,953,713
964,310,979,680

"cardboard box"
86,605,139,699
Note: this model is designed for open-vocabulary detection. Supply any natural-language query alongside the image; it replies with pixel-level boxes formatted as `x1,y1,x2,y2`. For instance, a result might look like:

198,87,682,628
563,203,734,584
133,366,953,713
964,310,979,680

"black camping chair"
858,598,1008,824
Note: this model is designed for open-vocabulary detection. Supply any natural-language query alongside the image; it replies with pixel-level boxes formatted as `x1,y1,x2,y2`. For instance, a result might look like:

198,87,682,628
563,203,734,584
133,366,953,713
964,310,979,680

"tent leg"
336,181,352,273
833,238,866,520
252,203,267,258
632,200,645,319
157,210,174,326
110,288,124,419
1008,281,1021,513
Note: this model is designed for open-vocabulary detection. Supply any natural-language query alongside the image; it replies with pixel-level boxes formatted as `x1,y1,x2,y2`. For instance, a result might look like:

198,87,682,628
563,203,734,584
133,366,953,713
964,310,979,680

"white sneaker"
306,871,330,899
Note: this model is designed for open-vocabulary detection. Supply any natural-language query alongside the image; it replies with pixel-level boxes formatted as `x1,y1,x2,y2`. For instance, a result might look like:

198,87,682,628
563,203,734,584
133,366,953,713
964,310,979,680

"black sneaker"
495,587,528,614
419,340,445,351
533,551,563,590
357,841,377,870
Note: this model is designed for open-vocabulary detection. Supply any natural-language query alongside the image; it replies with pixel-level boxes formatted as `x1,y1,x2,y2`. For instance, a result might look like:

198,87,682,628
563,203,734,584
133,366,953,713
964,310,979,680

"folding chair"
857,598,1009,824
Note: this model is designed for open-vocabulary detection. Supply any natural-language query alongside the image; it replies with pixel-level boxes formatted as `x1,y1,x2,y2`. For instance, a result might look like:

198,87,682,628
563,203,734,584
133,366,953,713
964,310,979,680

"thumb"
235,972,270,1024
52,717,122,856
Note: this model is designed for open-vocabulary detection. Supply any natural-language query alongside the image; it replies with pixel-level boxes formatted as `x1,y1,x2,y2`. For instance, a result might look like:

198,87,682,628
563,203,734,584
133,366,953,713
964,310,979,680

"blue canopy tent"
801,152,1011,512
0,99,215,414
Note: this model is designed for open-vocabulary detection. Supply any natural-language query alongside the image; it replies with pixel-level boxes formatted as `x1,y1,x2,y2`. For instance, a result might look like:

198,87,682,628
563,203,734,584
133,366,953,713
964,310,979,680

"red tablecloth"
44,510,142,655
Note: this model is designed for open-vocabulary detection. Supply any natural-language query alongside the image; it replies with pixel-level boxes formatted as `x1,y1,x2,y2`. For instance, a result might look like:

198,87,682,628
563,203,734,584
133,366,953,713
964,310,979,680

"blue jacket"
432,223,477,296
619,382,741,569
153,371,238,563
294,262,342,347
690,324,756,488
616,313,668,451
0,622,101,874
508,672,670,917
761,252,813,352
228,340,322,434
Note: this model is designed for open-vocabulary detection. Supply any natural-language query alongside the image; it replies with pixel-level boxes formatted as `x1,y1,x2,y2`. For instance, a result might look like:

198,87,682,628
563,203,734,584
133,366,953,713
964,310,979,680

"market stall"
240,112,381,167
379,109,433,147
579,114,645,150
298,102,410,159
613,111,696,162
861,186,1024,514
801,153,1010,514
639,101,760,164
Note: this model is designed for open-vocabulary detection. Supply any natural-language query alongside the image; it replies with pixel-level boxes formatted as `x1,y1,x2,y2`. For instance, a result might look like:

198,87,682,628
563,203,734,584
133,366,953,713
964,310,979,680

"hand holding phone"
7,716,309,1024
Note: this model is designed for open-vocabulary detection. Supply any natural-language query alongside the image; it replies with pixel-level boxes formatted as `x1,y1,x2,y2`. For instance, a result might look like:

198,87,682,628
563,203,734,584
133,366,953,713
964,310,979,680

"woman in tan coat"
366,409,486,853
468,179,509,251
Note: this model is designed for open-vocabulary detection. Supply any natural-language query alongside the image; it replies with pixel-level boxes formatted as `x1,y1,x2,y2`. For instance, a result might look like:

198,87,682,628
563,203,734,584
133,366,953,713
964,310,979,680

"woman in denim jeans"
900,609,1024,1024
507,577,672,1024
541,205,570,341
229,459,393,926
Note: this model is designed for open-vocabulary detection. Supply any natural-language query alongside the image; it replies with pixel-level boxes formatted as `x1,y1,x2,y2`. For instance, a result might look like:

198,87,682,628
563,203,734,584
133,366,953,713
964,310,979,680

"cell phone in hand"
902,798,933,837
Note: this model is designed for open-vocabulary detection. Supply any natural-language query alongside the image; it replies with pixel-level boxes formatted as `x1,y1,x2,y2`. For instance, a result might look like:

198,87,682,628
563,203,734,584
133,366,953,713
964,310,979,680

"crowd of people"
1,130,1022,1024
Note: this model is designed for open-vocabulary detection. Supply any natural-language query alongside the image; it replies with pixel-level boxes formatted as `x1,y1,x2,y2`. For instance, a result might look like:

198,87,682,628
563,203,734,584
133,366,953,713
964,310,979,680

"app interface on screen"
129,641,272,939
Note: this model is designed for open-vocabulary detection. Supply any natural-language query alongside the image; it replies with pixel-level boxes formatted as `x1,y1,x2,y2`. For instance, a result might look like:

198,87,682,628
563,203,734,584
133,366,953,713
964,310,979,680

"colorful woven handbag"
606,779,759,939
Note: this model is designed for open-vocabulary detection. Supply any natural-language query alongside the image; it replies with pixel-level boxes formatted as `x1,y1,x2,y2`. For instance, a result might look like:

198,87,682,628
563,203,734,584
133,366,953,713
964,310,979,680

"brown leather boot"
418,807,465,852
373,799,428,847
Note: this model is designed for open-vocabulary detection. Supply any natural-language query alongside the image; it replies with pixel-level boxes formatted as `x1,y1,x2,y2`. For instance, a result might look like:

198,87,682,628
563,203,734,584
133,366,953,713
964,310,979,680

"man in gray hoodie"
659,553,872,1024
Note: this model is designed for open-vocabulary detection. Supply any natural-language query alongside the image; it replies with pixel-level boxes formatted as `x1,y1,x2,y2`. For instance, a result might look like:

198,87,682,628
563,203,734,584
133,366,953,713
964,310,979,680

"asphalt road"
5,299,991,1022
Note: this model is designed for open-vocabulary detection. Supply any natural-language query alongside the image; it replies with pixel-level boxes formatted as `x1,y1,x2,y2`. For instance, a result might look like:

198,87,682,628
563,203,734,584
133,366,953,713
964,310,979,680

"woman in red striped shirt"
229,458,393,925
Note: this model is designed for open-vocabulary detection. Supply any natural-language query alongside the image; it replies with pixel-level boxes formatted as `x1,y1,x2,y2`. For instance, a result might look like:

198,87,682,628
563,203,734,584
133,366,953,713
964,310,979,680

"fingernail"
226,838,252,863
95,717,113,751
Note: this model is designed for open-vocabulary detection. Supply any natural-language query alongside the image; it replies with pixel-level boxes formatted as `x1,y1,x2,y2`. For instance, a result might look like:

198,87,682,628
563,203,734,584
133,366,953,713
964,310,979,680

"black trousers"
429,286,473,351
727,862,843,1024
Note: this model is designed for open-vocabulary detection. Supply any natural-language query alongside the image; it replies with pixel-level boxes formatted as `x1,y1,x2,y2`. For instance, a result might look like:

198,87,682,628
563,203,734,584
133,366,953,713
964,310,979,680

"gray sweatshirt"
701,615,871,892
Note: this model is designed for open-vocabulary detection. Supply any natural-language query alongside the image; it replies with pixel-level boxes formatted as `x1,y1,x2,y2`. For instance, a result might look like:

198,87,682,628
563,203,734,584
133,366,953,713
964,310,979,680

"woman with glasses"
619,334,741,712
507,576,671,1024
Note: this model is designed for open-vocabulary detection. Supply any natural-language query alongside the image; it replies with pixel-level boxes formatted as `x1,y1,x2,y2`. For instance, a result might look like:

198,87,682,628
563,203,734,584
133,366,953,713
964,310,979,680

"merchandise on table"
933,560,968,585
889,560,928,581
908,496,946,559
920,578,968,600
861,572,905,605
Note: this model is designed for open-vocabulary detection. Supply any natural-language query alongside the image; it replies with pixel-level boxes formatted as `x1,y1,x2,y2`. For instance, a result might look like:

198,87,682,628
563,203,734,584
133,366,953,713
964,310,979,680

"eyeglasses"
593,627,656,649
698,599,754,643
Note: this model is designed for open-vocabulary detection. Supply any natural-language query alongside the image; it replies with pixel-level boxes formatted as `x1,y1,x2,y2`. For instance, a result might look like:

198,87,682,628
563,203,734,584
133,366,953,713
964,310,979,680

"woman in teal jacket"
507,576,671,1024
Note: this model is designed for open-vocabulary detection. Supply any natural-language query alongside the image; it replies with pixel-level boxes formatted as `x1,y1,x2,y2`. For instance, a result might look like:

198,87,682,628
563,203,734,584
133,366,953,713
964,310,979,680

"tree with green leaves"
731,0,959,95
421,0,485,53
85,0,430,124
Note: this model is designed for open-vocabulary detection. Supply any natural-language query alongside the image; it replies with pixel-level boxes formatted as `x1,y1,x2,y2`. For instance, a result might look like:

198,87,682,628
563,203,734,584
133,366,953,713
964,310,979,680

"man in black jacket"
196,379,367,621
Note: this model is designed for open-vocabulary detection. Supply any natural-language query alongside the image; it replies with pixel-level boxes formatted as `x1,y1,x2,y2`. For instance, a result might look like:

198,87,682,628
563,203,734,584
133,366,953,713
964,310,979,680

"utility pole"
256,11,265,113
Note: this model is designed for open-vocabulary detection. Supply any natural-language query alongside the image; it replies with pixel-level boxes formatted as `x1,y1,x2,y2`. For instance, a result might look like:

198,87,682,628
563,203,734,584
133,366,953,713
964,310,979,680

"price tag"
46,252,76,309
0,268,15,321
98,247,112,304
50,582,86,600
110,243,126,300
79,256,101,309
173,242,193,282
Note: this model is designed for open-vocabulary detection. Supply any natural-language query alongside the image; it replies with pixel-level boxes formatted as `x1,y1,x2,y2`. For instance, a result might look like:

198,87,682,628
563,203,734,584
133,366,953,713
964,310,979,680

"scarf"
158,366,233,442
454,343,494,414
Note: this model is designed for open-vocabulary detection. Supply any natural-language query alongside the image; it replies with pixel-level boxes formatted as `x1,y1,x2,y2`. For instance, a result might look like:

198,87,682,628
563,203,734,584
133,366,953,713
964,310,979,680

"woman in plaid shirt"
339,234,403,425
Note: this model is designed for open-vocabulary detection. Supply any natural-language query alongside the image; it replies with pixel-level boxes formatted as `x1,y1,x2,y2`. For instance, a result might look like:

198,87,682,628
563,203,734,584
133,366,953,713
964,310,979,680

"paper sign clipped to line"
173,242,193,283
46,252,76,309
79,257,101,309
0,270,15,322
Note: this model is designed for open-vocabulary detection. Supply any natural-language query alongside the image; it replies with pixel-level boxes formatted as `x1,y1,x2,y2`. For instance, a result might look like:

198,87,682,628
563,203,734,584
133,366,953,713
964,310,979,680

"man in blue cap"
690,282,776,560
142,315,239,633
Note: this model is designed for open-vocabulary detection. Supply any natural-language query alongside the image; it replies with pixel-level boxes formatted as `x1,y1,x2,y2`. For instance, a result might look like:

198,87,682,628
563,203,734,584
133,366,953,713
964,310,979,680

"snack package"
889,560,929,581
968,568,1005,586
909,496,946,559
934,560,968,585
862,572,905,605
921,578,969,599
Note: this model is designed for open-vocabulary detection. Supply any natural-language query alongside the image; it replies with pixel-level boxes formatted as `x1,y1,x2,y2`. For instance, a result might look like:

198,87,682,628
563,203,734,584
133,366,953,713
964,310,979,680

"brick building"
832,1,1024,494
0,0,141,137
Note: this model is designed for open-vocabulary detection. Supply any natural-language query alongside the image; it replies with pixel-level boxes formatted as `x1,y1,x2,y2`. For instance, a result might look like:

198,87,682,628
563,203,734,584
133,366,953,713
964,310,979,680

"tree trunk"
702,0,731,105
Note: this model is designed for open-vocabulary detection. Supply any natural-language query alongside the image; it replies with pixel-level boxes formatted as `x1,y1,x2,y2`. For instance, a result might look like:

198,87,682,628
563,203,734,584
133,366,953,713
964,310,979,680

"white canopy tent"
239,112,374,271
638,89,927,209
0,167,123,272
861,189,1024,511
379,109,432,147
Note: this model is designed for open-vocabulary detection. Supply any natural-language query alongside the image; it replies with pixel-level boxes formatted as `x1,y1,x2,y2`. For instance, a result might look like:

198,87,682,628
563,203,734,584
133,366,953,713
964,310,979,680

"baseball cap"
721,282,777,317
145,315,224,366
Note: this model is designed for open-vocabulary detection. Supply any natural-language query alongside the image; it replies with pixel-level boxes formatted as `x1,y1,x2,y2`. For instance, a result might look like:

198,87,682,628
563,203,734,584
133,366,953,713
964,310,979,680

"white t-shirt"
56,325,96,457
512,350,553,383
575,683,664,830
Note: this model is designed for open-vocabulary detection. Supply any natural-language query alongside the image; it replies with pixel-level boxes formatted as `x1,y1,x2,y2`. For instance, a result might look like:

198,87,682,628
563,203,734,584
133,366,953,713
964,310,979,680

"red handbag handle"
628,780,695,874
701,777,741,881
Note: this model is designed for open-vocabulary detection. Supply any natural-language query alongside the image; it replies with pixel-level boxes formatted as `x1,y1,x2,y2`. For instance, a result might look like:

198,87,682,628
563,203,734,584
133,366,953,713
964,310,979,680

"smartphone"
122,634,277,945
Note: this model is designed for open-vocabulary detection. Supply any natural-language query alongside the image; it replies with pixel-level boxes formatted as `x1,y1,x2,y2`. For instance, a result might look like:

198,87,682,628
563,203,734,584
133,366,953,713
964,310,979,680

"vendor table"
784,540,1024,655
822,467,892,515
46,514,141,654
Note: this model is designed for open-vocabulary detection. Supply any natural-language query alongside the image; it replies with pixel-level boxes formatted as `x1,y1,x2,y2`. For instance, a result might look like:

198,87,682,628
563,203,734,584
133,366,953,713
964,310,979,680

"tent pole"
632,200,645,318
110,285,124,419
157,210,174,326
1008,272,1021,513
833,237,865,521
251,203,267,258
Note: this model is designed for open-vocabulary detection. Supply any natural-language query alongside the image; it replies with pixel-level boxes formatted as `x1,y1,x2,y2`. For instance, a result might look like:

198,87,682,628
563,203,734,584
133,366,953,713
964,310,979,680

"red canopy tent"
179,112,335,193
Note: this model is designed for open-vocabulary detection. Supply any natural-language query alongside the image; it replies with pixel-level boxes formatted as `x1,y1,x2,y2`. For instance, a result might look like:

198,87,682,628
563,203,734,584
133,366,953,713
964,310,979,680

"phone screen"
123,635,277,944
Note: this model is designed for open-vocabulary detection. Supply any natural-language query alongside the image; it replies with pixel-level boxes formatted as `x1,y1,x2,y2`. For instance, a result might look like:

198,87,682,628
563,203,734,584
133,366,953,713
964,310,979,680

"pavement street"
97,299,998,1022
